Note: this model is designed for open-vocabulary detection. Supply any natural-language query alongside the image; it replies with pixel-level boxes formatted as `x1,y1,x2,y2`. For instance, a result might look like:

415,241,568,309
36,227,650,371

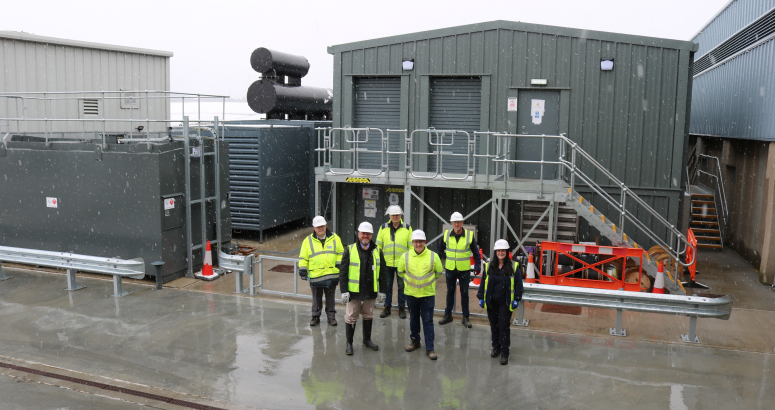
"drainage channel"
0,361,226,410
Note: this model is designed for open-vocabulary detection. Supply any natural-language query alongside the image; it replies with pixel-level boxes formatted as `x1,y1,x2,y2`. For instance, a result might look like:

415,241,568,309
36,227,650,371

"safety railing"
408,128,474,180
692,154,729,238
0,245,145,297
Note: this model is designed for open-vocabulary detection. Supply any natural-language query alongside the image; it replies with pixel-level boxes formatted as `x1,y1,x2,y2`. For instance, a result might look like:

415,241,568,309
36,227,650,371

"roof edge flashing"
0,30,173,57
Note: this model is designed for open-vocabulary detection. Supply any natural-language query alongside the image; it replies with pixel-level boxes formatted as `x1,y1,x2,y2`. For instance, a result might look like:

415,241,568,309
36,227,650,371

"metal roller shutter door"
353,77,401,171
428,77,482,175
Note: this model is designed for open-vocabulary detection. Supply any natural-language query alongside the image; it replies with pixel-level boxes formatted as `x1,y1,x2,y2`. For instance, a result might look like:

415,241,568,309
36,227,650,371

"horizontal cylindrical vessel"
250,48,310,77
247,80,332,115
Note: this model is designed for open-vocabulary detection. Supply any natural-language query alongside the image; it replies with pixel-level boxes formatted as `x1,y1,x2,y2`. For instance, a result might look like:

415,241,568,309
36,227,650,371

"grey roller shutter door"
353,77,401,171
428,77,482,175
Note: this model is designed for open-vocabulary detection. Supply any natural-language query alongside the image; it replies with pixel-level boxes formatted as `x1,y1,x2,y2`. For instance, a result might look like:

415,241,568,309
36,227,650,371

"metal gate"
353,77,401,171
428,77,482,175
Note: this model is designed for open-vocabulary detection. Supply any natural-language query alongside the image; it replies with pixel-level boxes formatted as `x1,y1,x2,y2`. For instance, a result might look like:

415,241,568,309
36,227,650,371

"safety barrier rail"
0,245,145,297
538,241,645,292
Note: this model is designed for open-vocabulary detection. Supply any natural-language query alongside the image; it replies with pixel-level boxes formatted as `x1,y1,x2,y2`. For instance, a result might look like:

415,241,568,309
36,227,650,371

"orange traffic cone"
526,254,536,283
653,261,665,294
195,241,219,281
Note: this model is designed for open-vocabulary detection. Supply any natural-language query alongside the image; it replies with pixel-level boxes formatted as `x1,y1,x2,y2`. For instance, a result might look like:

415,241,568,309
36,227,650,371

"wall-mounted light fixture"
530,79,547,86
601,58,614,71
402,58,414,71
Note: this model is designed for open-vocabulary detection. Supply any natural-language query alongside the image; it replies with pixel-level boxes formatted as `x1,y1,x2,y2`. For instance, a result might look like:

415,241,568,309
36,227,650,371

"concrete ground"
1,228,774,409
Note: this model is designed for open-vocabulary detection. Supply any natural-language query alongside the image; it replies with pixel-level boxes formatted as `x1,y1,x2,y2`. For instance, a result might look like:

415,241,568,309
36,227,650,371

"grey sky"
4,0,728,99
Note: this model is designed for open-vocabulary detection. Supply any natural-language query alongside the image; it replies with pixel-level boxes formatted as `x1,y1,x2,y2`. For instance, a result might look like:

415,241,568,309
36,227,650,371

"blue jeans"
406,295,435,351
444,269,471,317
384,267,405,308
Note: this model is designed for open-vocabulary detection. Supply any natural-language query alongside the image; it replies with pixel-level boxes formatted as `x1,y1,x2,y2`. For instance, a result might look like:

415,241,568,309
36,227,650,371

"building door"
429,77,482,175
353,77,401,171
515,90,560,179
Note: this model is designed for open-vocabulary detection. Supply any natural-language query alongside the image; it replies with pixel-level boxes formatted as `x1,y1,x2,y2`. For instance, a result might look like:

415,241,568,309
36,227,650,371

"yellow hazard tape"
664,270,687,294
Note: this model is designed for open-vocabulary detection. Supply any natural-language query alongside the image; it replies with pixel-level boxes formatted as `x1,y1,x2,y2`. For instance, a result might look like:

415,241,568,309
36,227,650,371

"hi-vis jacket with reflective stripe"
478,261,522,312
347,244,381,293
442,229,474,271
397,247,443,298
299,233,344,283
375,220,412,267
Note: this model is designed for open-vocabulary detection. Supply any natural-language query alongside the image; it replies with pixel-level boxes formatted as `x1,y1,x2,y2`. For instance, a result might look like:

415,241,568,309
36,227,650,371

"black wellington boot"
345,323,356,355
362,320,379,350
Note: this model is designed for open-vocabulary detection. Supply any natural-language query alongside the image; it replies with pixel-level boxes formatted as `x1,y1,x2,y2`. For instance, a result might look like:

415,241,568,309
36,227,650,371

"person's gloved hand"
299,269,308,281
377,293,386,303
511,300,519,310
478,299,484,308
300,274,308,281
341,292,350,304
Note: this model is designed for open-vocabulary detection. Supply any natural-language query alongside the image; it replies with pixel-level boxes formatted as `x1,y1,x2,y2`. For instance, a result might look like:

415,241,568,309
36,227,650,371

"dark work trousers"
384,266,405,308
406,295,435,351
486,299,513,356
444,269,471,317
311,283,337,320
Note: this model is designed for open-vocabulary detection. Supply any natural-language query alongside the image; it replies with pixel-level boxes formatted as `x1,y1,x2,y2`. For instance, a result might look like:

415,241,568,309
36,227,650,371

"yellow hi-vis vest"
375,220,412,267
397,247,443,298
482,262,520,311
347,244,381,293
443,229,473,271
299,233,344,283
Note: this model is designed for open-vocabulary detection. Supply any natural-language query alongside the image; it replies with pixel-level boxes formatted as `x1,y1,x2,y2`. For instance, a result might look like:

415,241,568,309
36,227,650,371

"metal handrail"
696,154,729,226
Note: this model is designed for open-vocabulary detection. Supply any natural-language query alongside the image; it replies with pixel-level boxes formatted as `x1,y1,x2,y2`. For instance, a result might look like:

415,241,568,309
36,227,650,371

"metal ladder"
182,116,223,277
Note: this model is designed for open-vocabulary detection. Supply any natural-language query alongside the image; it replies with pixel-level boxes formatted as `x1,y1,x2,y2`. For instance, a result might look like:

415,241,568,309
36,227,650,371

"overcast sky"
4,0,729,99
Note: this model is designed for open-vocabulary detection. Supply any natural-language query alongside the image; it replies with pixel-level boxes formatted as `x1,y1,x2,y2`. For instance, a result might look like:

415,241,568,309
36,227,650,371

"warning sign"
46,197,58,208
508,97,518,112
164,198,175,210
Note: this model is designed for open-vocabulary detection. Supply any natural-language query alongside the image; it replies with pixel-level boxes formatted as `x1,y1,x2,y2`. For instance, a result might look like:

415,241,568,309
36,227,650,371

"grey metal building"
0,30,172,136
689,0,775,285
314,21,697,292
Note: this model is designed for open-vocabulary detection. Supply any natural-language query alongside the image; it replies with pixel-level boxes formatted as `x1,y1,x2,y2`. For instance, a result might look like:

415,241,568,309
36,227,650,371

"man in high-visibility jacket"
299,215,344,327
397,230,443,360
438,212,481,328
339,222,387,355
376,205,412,319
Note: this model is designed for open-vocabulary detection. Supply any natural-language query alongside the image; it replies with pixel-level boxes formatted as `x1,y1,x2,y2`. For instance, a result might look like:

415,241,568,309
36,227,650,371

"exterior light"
601,59,614,71
531,79,547,86
402,58,414,71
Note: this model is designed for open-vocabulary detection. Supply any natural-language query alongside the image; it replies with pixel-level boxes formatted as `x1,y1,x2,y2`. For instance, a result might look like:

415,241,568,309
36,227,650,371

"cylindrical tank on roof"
250,47,310,77
247,79,332,115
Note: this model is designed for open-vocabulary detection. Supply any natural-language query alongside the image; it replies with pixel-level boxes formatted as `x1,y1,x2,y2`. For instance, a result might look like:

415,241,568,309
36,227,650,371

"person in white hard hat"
476,239,523,365
339,221,387,355
438,211,481,328
299,216,344,327
397,229,443,360
376,204,412,319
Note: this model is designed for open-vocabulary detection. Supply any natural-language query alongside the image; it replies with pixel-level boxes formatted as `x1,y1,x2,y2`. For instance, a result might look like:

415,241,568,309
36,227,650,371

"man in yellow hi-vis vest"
299,216,344,327
339,222,387,355
397,230,443,360
438,212,481,329
376,205,412,319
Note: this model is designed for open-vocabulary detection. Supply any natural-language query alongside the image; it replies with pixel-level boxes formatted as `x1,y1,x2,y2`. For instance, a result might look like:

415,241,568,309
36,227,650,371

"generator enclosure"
0,136,231,282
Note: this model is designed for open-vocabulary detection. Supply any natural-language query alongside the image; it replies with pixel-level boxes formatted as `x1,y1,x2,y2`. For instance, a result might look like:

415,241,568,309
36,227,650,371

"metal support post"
513,302,529,326
609,308,627,337
65,268,85,291
404,185,412,227
183,117,193,277
294,261,299,295
199,126,207,258
255,257,263,295
112,275,131,298
236,254,252,294
489,192,498,254
214,116,222,255
418,187,425,230
681,315,700,343
0,263,11,281
331,182,337,232
314,180,320,216
152,261,165,290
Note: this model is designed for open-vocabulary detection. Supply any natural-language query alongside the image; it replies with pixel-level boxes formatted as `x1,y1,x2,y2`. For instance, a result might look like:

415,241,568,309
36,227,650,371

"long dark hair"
488,251,514,276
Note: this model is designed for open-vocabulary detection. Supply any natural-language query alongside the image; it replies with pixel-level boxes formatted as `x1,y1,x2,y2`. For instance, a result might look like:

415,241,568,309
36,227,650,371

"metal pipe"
214,116,222,256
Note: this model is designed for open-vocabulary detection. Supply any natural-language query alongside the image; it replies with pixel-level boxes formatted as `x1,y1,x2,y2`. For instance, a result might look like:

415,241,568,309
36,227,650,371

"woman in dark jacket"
476,239,524,365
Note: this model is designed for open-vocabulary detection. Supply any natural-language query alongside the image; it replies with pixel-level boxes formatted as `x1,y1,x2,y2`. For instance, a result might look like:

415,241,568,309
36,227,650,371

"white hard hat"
312,216,327,227
357,222,374,234
450,212,464,222
494,239,510,250
411,230,427,241
387,205,403,215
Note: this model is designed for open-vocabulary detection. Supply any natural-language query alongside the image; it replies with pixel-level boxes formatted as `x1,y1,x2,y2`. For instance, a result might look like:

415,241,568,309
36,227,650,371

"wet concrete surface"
0,373,145,410
1,266,774,409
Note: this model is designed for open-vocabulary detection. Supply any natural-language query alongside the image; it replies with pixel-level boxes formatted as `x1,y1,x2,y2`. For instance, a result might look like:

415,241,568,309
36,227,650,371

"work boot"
405,338,421,352
461,316,472,328
379,306,391,318
328,317,337,326
490,348,501,358
439,314,453,325
426,350,438,360
362,320,379,351
310,317,320,327
500,354,509,365
398,306,407,319
345,323,356,355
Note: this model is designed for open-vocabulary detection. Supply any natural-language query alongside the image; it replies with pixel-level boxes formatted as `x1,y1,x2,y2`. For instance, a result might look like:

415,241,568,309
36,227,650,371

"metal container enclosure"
0,30,172,136
0,136,231,282
325,20,697,249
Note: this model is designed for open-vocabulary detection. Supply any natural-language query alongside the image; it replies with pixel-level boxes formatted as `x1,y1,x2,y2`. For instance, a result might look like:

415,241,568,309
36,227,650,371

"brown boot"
426,350,438,360
405,338,421,352
310,317,320,327
439,314,453,325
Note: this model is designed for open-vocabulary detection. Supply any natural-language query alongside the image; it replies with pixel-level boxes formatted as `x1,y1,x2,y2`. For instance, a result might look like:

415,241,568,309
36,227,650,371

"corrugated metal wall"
693,0,775,57
0,37,171,135
352,77,401,170
428,77,481,174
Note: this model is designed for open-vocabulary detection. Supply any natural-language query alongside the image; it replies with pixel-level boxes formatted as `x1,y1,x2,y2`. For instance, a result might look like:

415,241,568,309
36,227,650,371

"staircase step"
691,194,714,199
697,243,723,249
522,222,577,229
695,236,722,241
692,228,720,233
692,221,719,226
692,200,715,205
692,207,716,212
691,214,718,219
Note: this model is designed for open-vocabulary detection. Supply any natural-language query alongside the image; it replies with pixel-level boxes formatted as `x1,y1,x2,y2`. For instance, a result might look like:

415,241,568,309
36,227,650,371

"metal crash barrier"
0,245,145,297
